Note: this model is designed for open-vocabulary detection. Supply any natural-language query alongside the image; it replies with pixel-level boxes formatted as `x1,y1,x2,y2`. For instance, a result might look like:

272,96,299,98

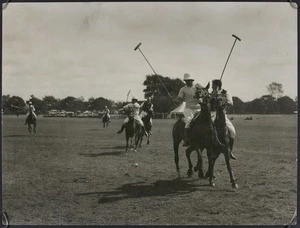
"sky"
2,2,297,102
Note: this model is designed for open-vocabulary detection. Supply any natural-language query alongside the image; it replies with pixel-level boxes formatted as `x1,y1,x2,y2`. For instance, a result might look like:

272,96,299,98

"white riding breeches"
123,116,144,126
139,111,153,125
183,108,196,129
211,111,236,138
26,112,37,118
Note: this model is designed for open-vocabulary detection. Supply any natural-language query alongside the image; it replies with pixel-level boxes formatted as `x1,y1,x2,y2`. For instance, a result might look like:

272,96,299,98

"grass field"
2,114,297,225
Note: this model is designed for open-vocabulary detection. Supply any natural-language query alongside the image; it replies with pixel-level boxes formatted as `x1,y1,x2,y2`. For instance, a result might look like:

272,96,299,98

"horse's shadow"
3,135,31,138
78,151,122,157
76,179,204,204
99,145,126,150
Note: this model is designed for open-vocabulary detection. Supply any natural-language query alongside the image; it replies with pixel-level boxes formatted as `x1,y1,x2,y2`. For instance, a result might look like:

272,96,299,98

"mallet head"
134,43,142,51
232,34,241,41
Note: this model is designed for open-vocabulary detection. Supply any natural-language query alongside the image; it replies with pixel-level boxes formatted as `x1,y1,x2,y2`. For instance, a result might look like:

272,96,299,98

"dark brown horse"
102,113,110,128
172,84,212,179
124,117,144,153
210,93,238,188
26,113,37,134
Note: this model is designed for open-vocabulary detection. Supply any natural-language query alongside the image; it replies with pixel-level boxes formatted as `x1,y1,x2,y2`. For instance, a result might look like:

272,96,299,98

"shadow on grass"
3,134,31,137
78,151,122,157
76,179,218,204
99,145,126,150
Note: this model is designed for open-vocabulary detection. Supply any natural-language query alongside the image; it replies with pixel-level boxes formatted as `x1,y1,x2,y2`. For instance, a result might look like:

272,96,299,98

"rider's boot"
182,128,190,147
117,124,125,134
229,137,237,160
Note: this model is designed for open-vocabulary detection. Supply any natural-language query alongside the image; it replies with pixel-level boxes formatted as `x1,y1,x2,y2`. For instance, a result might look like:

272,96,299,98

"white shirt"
178,85,199,109
123,102,140,117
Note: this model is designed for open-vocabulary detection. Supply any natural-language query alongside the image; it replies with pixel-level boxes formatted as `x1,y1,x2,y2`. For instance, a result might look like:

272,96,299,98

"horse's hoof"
147,141,150,145
204,171,209,179
187,169,193,177
134,150,137,153
209,182,215,187
198,171,205,179
232,183,239,189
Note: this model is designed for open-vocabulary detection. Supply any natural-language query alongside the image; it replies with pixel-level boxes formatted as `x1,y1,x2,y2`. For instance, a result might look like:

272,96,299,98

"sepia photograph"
2,2,297,226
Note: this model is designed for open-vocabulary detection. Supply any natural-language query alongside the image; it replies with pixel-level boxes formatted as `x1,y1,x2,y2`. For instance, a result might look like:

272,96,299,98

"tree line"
2,75,297,115
2,94,125,115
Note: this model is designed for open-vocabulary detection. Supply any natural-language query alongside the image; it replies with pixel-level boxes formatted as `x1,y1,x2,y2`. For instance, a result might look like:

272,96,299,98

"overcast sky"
3,2,297,102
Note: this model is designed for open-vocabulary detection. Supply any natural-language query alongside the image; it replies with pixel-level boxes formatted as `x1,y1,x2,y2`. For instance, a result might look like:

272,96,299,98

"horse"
172,83,212,179
210,93,238,188
26,112,37,134
124,117,144,153
138,110,153,147
102,113,110,128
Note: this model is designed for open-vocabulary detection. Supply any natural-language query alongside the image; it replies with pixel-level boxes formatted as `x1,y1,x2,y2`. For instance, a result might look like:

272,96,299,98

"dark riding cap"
212,79,222,89
132,96,138,101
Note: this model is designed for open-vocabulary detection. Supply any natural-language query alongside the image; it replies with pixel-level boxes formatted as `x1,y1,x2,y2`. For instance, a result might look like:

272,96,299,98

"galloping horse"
102,113,110,128
172,83,237,188
172,83,212,179
26,112,37,134
124,117,144,153
210,93,238,188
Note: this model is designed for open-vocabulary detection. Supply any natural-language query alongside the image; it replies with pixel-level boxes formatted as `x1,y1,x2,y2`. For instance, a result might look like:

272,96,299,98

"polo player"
24,101,37,125
117,96,149,136
139,97,154,125
103,106,110,119
176,73,204,146
211,79,237,160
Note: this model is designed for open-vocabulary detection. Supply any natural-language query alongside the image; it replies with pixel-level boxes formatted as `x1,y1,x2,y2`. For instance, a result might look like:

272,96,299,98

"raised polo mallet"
220,34,241,80
134,43,157,75
134,42,176,105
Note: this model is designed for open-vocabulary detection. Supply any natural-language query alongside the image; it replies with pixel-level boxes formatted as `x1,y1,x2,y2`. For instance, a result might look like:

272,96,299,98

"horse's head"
194,82,211,107
211,92,227,111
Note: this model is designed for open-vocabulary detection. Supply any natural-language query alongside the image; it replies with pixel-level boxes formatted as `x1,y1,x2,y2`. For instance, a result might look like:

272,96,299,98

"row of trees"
228,95,296,114
2,94,126,115
2,75,297,115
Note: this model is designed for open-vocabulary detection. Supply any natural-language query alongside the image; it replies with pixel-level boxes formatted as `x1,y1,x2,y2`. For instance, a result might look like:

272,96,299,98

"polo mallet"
126,90,131,103
11,104,24,110
134,42,176,105
220,34,241,81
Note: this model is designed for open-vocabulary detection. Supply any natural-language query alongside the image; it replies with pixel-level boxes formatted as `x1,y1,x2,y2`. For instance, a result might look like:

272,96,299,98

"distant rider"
25,101,37,125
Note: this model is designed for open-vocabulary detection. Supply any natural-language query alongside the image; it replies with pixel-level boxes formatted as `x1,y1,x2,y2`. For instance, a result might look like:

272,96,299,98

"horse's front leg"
33,124,36,133
186,146,194,177
208,149,221,187
206,149,215,186
125,136,130,154
194,149,205,179
173,141,180,178
224,147,238,188
28,124,31,134
138,135,144,148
